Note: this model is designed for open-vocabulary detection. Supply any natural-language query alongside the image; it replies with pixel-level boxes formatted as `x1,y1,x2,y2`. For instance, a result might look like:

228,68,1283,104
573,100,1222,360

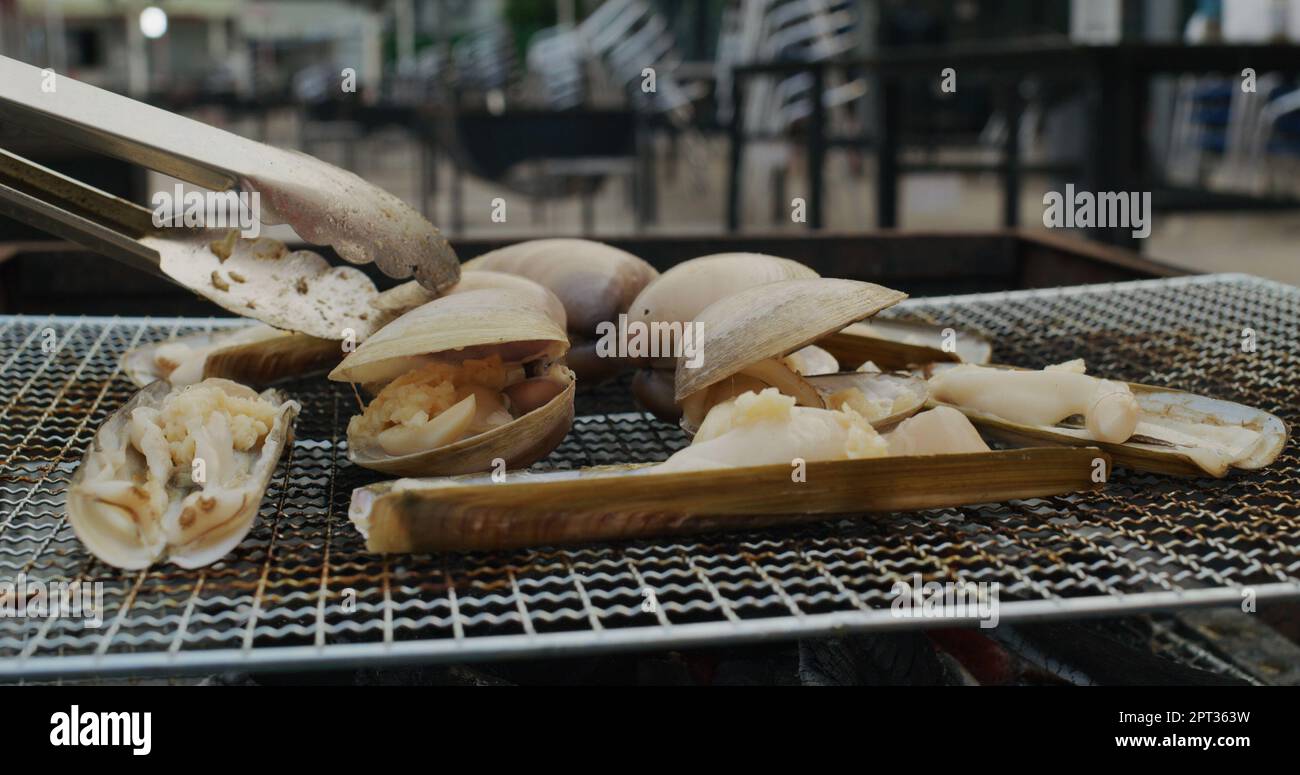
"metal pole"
726,75,743,231
875,75,900,228
1002,82,1022,228
807,63,826,229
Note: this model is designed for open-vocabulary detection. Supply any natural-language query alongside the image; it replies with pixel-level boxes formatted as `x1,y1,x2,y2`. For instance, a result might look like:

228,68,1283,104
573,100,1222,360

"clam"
329,288,575,476
459,239,659,384
926,361,1289,477
823,319,993,370
123,323,340,388
372,269,568,329
66,379,299,569
672,277,925,434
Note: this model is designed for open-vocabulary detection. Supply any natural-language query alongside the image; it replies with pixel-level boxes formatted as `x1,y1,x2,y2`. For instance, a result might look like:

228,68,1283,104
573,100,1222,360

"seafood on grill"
66,379,299,569
448,239,658,385
670,277,927,435
122,323,341,388
329,287,575,476
627,252,821,419
926,360,1288,477
372,269,568,328
821,318,993,371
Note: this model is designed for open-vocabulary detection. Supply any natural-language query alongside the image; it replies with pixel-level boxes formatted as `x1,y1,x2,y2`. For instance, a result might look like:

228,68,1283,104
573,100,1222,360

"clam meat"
66,379,299,569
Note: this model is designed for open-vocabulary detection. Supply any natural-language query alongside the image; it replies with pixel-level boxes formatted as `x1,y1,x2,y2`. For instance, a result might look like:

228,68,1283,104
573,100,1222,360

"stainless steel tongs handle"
0,148,164,278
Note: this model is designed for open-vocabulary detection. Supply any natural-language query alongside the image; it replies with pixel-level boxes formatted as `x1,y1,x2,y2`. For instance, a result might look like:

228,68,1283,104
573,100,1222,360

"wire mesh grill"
2,273,1298,679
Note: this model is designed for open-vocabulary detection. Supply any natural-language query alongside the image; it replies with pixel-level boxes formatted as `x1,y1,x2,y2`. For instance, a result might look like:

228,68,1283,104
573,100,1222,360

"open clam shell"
66,379,299,569
672,278,906,433
348,446,1106,552
925,364,1288,477
330,288,574,476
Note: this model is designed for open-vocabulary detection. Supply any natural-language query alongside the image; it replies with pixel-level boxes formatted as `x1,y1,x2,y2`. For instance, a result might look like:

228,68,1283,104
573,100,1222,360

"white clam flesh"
928,361,1140,444
67,379,299,569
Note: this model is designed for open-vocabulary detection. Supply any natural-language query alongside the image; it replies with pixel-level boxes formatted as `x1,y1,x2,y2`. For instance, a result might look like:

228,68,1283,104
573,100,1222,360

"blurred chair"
1243,84,1300,193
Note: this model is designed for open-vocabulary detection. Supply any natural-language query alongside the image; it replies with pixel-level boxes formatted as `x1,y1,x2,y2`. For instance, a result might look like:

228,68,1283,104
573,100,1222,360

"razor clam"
820,319,992,371
123,323,340,388
329,288,575,476
459,239,659,385
347,446,1105,552
674,277,909,434
66,379,299,569
925,362,1288,477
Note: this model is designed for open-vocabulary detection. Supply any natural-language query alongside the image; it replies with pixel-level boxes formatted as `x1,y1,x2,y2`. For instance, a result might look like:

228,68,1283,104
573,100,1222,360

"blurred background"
2,0,1299,299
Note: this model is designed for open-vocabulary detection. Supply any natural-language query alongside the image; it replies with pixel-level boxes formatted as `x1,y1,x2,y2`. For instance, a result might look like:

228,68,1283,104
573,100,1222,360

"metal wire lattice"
1,273,1298,678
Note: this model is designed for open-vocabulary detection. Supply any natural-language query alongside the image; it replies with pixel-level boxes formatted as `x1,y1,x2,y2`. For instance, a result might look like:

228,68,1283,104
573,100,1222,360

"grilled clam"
926,360,1288,476
823,319,993,370
459,239,658,384
372,269,568,329
123,323,340,388
673,277,926,435
329,288,574,476
66,379,299,569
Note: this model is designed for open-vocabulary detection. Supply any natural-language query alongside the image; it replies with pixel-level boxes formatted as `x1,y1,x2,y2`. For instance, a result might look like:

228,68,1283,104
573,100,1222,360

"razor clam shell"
347,369,576,476
675,278,907,402
348,447,1106,552
840,319,993,365
329,287,569,385
462,239,658,336
203,332,342,386
66,380,299,569
123,327,341,388
808,371,929,428
927,367,1287,477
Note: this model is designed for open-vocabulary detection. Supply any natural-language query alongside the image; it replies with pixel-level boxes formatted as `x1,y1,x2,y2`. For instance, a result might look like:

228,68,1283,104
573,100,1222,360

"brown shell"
462,239,658,336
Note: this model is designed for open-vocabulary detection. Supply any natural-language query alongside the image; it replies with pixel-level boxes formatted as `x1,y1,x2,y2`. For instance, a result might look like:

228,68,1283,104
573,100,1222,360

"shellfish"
66,379,299,569
459,239,659,384
329,288,575,476
123,323,340,388
926,361,1288,477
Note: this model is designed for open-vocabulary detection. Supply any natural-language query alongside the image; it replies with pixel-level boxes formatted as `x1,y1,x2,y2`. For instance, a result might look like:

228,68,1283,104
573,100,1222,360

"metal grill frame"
2,272,1299,680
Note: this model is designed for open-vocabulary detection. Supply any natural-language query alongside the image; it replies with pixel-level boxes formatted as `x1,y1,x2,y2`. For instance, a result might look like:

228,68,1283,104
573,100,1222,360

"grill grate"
2,273,1298,679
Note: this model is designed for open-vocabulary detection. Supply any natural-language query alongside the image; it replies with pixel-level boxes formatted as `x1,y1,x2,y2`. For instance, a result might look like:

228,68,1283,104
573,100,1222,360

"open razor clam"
820,318,993,371
924,361,1288,477
123,323,343,388
329,287,576,476
66,379,299,569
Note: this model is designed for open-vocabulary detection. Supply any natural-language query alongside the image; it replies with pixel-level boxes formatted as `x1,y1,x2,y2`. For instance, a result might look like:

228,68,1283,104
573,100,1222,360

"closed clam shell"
462,239,658,336
675,278,907,403
330,288,574,476
627,252,819,331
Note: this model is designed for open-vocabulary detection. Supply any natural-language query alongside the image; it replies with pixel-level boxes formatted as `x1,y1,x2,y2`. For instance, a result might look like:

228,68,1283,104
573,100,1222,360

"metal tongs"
0,55,460,302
